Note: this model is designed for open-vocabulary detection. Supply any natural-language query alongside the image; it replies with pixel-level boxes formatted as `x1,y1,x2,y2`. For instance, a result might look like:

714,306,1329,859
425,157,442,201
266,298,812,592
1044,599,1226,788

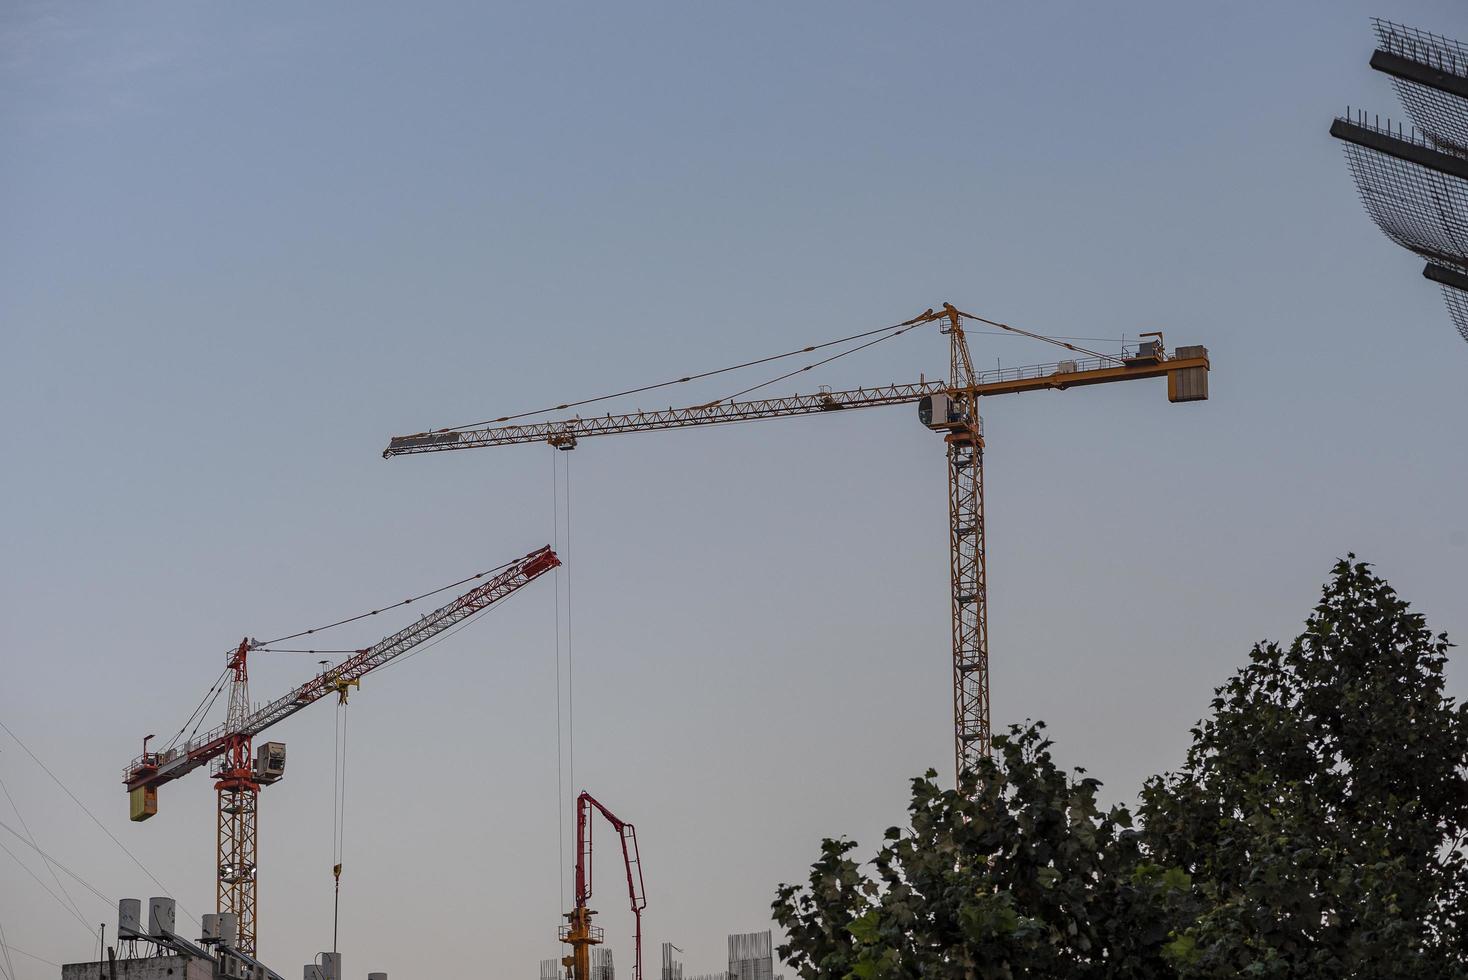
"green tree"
1139,556,1468,978
773,557,1467,979
772,724,1193,980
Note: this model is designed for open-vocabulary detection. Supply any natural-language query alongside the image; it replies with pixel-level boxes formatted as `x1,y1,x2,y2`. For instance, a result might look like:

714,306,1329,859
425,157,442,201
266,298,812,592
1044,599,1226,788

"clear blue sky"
3,2,1466,977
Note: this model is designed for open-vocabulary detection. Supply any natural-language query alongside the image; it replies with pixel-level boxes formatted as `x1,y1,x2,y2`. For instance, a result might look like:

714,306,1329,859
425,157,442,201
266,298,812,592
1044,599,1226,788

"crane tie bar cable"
418,308,1128,438
249,558,520,649
956,309,1121,362
427,313,942,433
705,318,927,406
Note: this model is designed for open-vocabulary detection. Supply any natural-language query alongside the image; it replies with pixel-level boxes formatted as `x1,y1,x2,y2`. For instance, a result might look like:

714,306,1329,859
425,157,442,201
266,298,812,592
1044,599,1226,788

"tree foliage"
1139,556,1468,978
773,724,1194,979
773,558,1468,979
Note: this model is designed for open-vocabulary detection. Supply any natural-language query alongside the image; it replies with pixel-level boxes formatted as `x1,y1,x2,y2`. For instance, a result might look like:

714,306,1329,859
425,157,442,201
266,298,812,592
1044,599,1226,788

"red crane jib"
124,545,560,792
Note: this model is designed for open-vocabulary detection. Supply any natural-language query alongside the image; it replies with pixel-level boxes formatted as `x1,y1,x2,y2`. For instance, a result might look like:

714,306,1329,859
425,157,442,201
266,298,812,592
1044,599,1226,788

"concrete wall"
62,954,214,980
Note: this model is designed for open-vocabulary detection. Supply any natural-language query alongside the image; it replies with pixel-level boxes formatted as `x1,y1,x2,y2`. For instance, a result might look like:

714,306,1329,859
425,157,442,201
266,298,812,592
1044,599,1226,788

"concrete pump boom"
562,791,646,980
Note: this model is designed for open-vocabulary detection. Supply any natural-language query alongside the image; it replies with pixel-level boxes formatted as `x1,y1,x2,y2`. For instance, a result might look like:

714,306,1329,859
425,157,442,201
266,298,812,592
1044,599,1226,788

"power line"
0,921,17,980
0,940,60,969
0,770,90,935
0,818,116,906
0,719,198,929
0,838,96,938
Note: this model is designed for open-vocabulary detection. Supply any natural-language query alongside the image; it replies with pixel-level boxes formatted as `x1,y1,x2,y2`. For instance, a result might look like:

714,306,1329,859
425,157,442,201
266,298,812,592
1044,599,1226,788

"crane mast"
124,545,561,956
383,302,1210,778
940,306,990,775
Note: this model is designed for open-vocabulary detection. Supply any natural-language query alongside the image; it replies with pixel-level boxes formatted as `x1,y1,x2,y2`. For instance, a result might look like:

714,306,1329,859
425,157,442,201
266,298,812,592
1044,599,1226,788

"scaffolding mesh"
1441,282,1468,343
1338,118,1468,266
1373,19,1468,153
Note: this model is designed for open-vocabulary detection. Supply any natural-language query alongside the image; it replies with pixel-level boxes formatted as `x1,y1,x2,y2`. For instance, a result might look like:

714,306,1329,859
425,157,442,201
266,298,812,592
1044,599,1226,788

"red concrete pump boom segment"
563,791,647,980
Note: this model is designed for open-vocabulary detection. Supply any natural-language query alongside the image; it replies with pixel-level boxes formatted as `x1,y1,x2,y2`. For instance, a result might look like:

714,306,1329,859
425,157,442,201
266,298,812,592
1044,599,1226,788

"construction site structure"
384,303,1210,780
60,894,390,980
561,792,646,980
121,546,561,956
655,932,780,980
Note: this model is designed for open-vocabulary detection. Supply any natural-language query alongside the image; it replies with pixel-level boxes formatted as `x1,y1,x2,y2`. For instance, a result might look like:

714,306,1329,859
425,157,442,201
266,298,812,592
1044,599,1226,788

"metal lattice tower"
941,306,991,773
1332,18,1468,343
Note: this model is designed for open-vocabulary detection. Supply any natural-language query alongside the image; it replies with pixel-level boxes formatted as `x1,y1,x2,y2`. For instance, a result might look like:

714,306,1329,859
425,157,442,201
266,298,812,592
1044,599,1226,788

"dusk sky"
3,2,1467,978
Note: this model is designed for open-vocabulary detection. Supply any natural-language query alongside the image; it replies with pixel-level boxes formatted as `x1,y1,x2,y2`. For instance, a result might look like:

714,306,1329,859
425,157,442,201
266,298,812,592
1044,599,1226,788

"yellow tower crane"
383,304,1209,779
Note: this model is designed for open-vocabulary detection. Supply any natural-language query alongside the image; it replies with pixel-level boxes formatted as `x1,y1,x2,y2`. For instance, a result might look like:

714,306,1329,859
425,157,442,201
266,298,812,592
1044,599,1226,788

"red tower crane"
122,545,561,956
561,791,646,980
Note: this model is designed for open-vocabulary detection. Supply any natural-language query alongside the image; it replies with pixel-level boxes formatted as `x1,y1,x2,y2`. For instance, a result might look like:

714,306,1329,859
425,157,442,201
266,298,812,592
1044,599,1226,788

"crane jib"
123,545,560,792
381,352,1209,458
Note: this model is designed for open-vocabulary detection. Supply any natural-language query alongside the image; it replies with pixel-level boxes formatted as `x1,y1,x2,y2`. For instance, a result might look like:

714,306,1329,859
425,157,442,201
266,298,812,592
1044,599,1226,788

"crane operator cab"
918,393,968,431
254,742,286,785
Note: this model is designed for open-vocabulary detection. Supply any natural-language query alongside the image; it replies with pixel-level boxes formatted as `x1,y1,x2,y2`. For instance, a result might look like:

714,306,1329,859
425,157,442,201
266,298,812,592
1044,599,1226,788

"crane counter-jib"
382,350,1209,456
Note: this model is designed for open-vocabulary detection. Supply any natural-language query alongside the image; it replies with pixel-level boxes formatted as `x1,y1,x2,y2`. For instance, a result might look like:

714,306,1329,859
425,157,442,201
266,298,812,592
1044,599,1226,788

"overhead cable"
0,771,90,934
0,838,97,938
1,940,60,969
0,719,198,929
0,818,115,905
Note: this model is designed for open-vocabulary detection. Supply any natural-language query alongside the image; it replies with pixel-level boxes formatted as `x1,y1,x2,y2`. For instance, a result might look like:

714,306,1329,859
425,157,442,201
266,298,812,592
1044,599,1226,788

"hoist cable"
565,454,574,814
331,700,348,954
553,454,565,914
428,316,939,433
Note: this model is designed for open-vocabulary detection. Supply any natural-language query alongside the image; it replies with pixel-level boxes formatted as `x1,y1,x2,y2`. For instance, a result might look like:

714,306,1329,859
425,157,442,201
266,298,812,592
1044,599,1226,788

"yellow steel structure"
384,304,1210,779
